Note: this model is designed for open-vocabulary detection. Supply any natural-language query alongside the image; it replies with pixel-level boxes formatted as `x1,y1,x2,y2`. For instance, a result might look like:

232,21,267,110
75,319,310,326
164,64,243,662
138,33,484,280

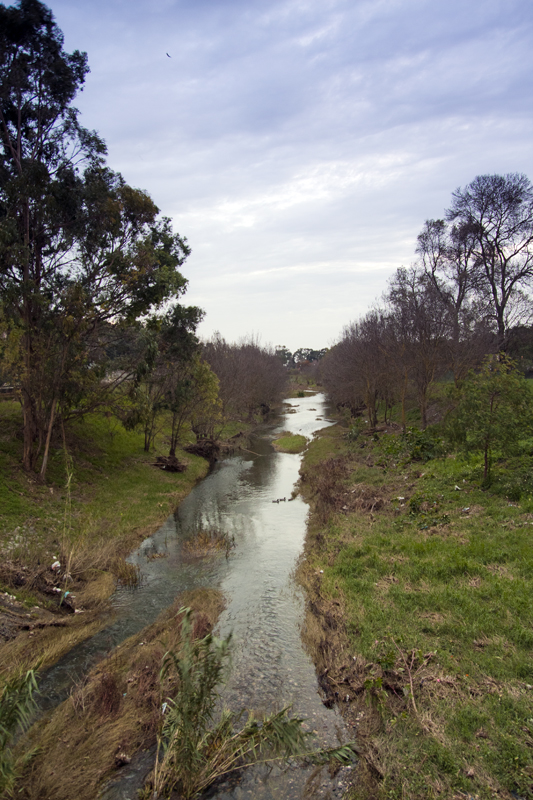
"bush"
382,427,445,464
446,355,533,484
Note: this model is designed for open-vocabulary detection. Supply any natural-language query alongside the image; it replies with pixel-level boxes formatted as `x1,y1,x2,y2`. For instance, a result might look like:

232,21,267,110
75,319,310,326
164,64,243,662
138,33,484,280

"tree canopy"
0,0,197,475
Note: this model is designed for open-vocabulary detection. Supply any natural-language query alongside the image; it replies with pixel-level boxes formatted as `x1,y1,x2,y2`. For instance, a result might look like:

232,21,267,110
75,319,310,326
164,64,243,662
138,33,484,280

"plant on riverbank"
147,608,355,799
0,670,38,797
299,423,533,800
272,431,308,454
13,591,223,800
446,355,533,484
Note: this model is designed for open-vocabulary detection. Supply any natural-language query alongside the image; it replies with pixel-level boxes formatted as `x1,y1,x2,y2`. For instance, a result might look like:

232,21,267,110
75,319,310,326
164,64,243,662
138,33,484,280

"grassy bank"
272,431,308,454
299,423,533,800
0,402,216,681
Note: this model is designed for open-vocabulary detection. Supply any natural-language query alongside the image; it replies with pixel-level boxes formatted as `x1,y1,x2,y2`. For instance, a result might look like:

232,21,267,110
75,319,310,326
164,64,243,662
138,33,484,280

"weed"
183,529,235,558
346,419,366,442
0,670,38,796
91,672,122,717
382,426,445,465
112,558,142,588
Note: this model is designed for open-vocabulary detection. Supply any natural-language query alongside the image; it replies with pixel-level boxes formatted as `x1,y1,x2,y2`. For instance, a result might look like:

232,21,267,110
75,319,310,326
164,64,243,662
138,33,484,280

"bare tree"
446,173,533,348
321,310,390,427
203,334,287,422
416,218,493,380
385,268,450,429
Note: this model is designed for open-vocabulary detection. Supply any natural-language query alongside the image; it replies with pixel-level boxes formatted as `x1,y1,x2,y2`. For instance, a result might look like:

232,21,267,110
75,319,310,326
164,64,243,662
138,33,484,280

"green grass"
300,424,533,800
0,405,210,679
0,406,208,549
272,431,308,454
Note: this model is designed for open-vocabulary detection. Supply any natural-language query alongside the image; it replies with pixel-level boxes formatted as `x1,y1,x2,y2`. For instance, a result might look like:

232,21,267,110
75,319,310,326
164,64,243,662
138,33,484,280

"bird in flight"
166,52,171,57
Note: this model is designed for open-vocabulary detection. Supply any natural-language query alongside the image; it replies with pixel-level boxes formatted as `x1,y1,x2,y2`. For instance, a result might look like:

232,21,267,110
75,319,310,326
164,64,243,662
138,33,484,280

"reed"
0,670,38,796
147,608,355,799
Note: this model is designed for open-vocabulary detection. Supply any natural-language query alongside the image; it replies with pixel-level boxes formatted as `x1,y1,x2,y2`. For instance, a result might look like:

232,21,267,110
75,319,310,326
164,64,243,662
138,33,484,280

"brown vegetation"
17,589,224,800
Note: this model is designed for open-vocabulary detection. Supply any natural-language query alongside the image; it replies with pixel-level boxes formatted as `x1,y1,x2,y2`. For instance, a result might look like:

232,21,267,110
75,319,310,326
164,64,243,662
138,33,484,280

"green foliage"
0,1,194,474
382,426,444,464
345,418,366,442
447,355,533,483
0,670,38,796
150,609,355,799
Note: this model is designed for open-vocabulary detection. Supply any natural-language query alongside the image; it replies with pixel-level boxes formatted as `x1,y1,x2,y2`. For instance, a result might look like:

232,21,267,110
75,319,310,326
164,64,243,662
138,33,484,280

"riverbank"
11,392,347,800
18,588,224,800
299,423,533,800
0,403,253,682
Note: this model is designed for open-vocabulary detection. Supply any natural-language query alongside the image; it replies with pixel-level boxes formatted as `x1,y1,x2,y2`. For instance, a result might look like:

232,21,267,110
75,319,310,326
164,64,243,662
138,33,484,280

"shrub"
0,670,38,796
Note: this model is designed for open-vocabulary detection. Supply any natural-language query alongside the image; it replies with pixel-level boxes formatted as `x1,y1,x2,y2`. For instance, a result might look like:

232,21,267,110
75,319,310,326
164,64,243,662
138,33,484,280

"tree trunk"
483,442,490,482
40,398,57,481
400,374,408,433
22,390,36,472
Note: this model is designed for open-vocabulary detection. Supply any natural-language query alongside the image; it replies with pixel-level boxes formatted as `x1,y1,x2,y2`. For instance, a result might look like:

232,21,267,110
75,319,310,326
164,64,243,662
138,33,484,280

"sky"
48,0,533,352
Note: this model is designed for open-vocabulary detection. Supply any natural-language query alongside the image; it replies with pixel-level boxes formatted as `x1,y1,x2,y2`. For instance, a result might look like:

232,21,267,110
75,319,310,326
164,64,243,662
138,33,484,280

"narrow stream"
40,394,352,799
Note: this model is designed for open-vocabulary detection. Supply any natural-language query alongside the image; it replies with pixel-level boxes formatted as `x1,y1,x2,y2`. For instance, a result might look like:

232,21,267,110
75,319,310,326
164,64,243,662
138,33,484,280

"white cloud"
51,0,533,350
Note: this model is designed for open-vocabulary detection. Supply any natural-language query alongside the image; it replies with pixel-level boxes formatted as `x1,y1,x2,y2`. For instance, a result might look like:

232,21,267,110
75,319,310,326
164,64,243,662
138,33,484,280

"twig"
391,639,435,720
4,483,25,497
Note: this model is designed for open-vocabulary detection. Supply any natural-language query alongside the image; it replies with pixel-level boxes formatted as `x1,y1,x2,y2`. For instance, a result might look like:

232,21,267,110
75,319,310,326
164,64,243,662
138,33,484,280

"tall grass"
0,670,38,797
147,608,355,799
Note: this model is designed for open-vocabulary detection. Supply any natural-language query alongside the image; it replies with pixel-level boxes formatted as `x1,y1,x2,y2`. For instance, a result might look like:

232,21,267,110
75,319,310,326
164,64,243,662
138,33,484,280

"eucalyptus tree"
129,304,206,454
0,0,192,475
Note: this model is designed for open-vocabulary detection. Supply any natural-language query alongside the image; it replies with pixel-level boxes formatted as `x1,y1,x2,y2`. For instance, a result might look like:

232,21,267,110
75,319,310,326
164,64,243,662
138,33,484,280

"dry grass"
182,529,234,557
17,588,224,800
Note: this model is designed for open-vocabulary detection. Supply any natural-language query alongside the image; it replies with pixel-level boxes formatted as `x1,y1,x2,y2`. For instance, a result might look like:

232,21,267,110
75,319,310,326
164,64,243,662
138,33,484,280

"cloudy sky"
50,0,533,351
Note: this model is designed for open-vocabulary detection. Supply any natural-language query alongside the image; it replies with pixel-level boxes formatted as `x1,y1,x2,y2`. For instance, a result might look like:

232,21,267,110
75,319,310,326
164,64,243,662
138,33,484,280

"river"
40,393,353,799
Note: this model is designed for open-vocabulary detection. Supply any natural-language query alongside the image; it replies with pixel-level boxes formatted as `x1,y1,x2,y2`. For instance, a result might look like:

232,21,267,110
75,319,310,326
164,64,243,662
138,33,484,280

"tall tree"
416,217,493,381
386,267,449,429
446,173,533,348
0,0,191,475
